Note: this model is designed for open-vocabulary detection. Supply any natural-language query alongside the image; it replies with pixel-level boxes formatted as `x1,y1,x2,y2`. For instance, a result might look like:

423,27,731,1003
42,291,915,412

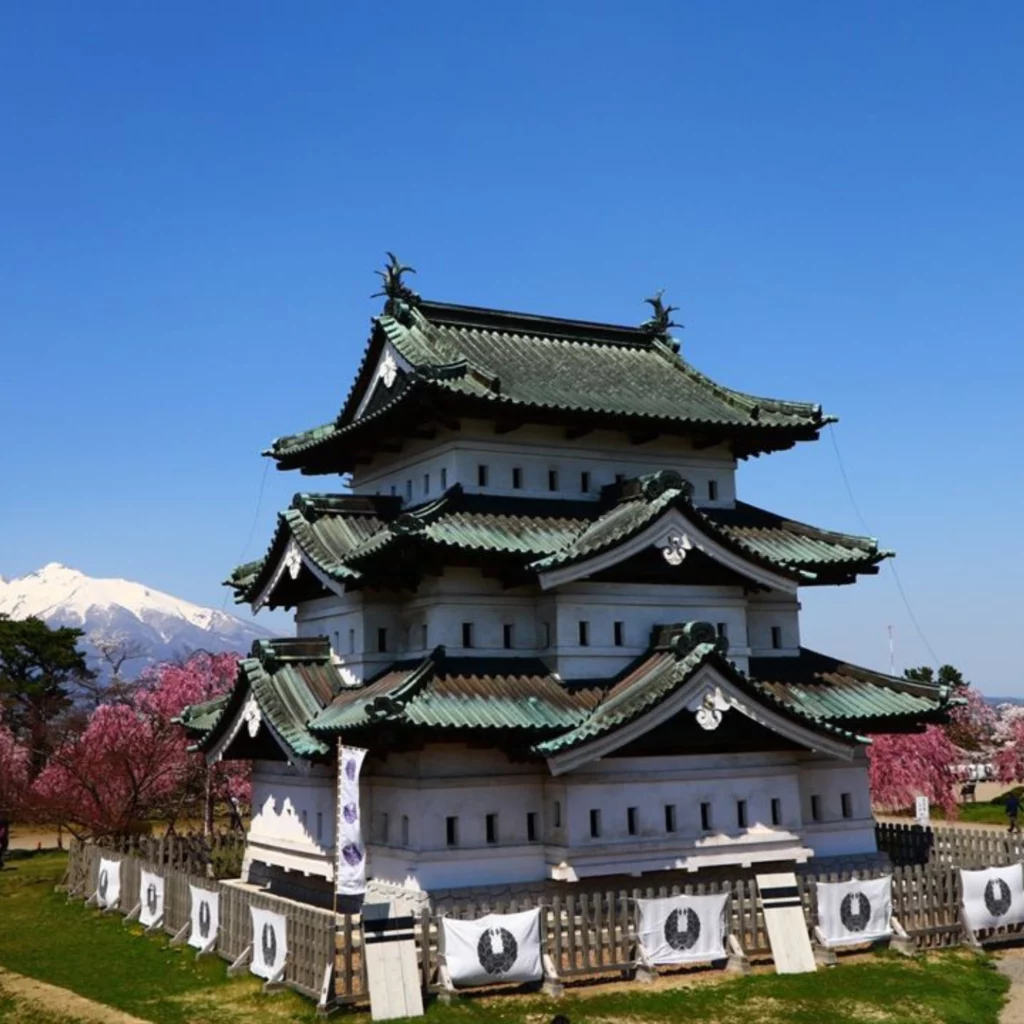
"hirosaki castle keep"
181,258,952,903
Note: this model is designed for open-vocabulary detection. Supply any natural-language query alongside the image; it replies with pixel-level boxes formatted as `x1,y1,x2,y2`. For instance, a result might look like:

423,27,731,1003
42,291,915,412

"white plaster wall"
245,761,337,881
746,593,801,657
350,421,737,509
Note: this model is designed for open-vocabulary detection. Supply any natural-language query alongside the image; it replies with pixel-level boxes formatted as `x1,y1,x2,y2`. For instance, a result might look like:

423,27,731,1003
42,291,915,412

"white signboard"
636,893,729,965
915,796,930,826
250,906,288,980
139,869,165,928
961,864,1024,932
442,909,543,988
816,876,892,947
97,857,122,910
188,886,220,950
336,745,368,897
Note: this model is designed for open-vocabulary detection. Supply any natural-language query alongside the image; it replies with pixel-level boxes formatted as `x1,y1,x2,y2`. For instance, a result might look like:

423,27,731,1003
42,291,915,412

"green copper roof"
180,630,952,764
230,478,889,608
309,649,601,735
269,299,833,472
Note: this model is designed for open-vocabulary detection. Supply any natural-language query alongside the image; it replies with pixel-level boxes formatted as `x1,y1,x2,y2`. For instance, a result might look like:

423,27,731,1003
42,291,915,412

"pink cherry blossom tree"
867,725,962,816
32,651,246,839
0,710,31,816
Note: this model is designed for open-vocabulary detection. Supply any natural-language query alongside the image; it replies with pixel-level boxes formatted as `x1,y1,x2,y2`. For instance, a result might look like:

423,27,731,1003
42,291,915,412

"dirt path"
0,967,152,1024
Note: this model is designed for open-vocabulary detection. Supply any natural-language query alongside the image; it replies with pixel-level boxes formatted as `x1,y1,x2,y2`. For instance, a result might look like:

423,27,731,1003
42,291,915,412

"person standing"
0,813,9,870
1007,792,1021,834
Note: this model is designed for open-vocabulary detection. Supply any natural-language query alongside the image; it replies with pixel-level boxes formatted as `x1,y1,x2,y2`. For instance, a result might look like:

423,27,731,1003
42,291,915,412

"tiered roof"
184,628,954,767
268,296,834,474
230,473,890,608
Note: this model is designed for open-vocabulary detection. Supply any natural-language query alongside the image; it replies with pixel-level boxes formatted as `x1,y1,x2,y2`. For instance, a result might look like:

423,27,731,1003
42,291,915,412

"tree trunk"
204,770,214,838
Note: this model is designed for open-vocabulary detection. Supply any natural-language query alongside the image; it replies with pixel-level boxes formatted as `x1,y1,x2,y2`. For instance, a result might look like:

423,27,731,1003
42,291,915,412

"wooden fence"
876,821,1024,869
67,831,1024,1009
93,831,246,877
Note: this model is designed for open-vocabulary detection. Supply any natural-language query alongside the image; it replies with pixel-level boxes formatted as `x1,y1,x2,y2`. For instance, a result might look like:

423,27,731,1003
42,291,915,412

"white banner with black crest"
250,906,288,980
138,869,165,928
336,744,368,897
636,893,729,965
961,864,1024,932
188,886,220,950
96,857,121,910
442,909,543,988
816,876,892,947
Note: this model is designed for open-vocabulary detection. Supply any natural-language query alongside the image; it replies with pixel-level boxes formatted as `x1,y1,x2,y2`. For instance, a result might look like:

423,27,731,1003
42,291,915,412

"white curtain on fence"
816,876,892,947
97,857,121,910
636,893,729,965
188,886,220,949
250,906,288,980
138,869,165,927
336,745,368,897
442,909,543,988
961,864,1024,932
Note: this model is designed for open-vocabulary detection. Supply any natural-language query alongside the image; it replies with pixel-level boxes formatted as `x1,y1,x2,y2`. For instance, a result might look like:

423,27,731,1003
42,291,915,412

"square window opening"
462,622,474,648
548,469,559,491
614,621,625,647
700,802,713,832
316,811,323,841
381,812,389,843
512,467,523,489
771,625,783,649
503,623,514,649
423,472,430,495
485,813,498,845
627,807,638,836
841,792,853,819
348,628,355,654
446,816,459,847
810,795,822,822
542,622,552,648
440,467,448,489
708,480,719,501
420,623,428,648
401,815,410,847
717,622,728,638
578,620,590,647
589,809,601,838
665,804,677,833
377,627,388,653
405,479,412,501
477,464,489,487
580,471,591,493
527,812,538,842
553,800,562,828
771,797,782,826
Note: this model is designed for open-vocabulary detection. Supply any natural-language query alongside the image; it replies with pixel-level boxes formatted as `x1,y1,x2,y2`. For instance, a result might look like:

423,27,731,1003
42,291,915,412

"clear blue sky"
2,3,1021,691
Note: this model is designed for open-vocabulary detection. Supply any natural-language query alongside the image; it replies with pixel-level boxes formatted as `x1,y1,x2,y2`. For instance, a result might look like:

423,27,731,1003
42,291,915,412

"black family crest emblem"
839,892,872,933
198,900,212,939
665,907,702,951
261,921,278,968
477,927,518,975
146,883,159,917
98,869,109,902
985,878,1013,917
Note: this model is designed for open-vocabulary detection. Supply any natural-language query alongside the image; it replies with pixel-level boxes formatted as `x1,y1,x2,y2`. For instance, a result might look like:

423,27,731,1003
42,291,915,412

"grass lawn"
0,851,1012,1024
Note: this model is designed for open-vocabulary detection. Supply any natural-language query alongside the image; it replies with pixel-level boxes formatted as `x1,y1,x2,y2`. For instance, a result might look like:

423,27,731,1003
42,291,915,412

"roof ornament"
372,252,420,314
641,289,683,346
660,531,693,566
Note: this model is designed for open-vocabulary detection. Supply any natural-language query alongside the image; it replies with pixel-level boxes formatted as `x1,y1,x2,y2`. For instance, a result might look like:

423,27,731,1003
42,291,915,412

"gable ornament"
660,531,693,566
378,351,398,389
242,696,262,739
687,685,731,731
284,540,303,581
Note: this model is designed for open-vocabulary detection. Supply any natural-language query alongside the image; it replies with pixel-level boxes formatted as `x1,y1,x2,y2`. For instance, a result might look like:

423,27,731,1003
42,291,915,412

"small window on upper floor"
627,807,638,836
485,813,498,845
446,816,459,847
440,467,448,489
381,812,390,843
589,809,601,838
348,628,356,654
512,467,523,489
810,794,822,822
665,804,677,833
423,472,430,495
420,623,428,649
700,801,713,832
405,479,412,501
332,630,340,654
390,484,397,496
477,464,489,487
708,480,719,501
578,620,590,647
553,800,562,827
527,811,538,842
613,621,625,647
736,799,748,829
841,792,853,819
462,622,474,648
771,797,782,826
717,623,728,640
542,622,552,648
377,627,388,653
316,811,323,840
771,625,783,650
401,814,410,847
580,471,591,493
548,469,559,491
503,623,514,649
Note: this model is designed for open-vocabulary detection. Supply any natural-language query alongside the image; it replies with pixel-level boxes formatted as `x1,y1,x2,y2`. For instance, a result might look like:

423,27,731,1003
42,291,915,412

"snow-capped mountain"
0,563,275,678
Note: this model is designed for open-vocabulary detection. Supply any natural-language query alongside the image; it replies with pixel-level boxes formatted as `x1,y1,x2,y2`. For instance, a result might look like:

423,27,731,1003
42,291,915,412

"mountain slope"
0,563,276,678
